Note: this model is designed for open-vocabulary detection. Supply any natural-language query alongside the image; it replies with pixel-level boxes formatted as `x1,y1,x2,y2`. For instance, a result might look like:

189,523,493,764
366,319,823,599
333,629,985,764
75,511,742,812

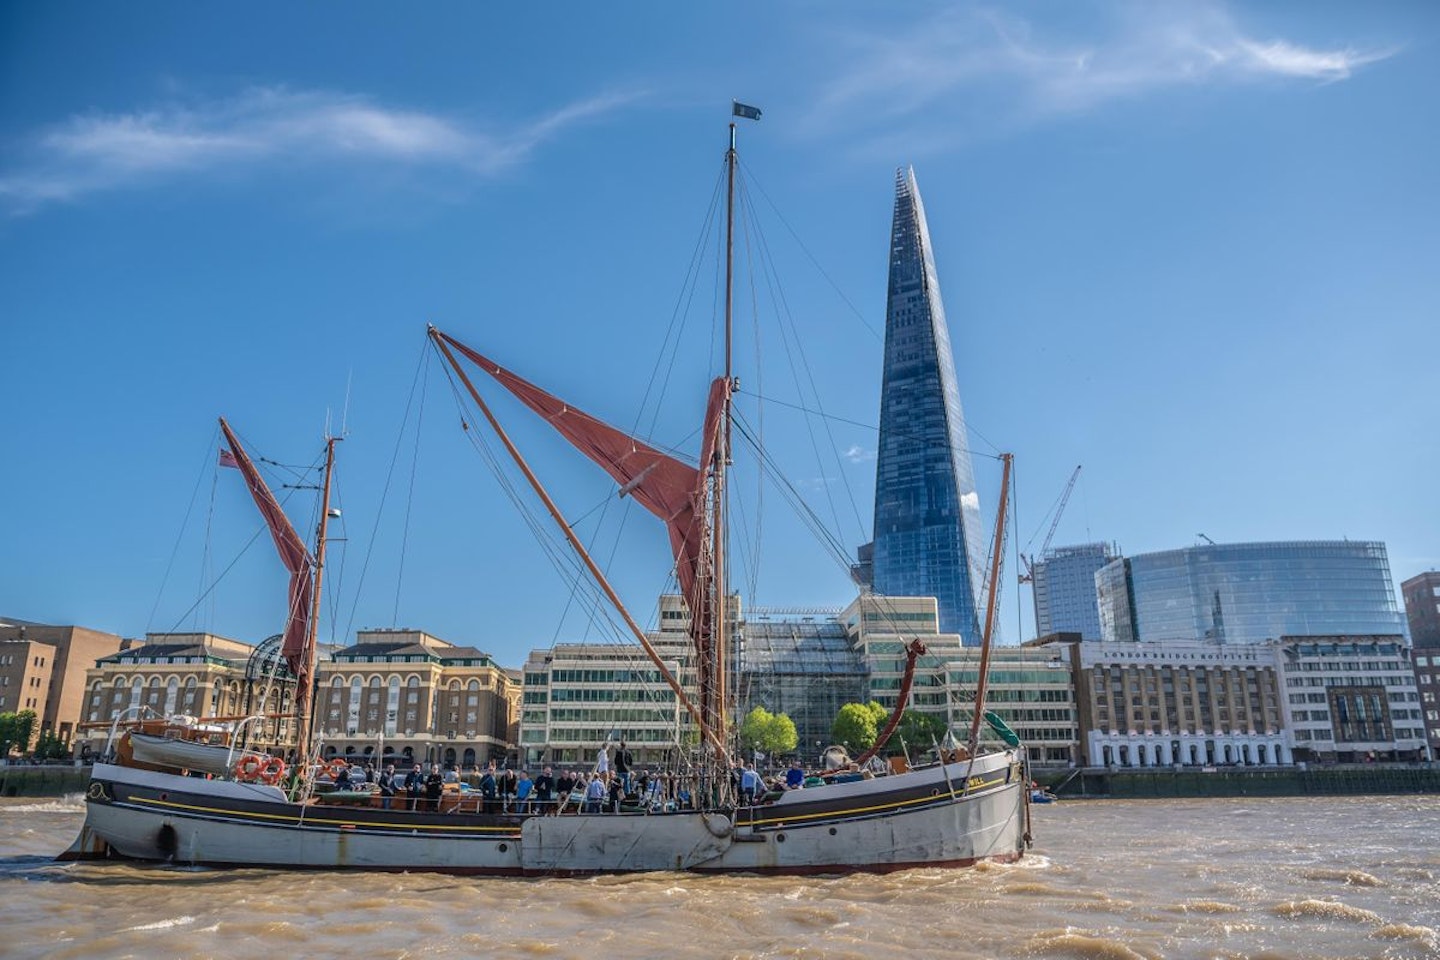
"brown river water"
3,794,1438,960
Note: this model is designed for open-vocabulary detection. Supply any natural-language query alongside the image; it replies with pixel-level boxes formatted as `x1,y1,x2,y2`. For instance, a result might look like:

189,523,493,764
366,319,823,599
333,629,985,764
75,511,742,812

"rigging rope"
342,340,430,644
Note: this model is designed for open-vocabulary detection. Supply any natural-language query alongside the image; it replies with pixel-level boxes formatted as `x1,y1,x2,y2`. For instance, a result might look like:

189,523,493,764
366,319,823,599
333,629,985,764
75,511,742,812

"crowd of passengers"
322,739,880,815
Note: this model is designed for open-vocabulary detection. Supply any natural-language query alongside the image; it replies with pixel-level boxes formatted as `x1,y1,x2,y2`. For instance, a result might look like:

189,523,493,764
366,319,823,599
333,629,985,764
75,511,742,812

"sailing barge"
63,112,1030,875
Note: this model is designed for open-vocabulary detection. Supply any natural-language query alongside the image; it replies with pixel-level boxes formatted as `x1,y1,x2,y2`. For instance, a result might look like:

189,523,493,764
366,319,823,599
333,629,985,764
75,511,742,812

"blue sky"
2,2,1436,665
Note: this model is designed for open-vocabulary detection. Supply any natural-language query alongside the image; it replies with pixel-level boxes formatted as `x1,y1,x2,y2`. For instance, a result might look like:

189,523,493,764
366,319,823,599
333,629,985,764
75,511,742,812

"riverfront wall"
1048,765,1440,799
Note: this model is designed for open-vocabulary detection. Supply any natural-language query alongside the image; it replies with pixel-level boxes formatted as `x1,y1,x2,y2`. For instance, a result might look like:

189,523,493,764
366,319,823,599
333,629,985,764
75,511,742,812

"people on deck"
534,766,555,813
614,740,633,792
516,770,534,813
334,764,353,792
378,764,397,809
785,760,805,790
425,764,444,812
596,744,610,783
480,763,498,814
583,773,606,813
404,763,424,810
739,762,761,806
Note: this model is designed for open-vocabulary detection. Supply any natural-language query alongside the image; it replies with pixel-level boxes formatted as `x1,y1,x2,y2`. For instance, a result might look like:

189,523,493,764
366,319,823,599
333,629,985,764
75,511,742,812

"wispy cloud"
807,2,1395,148
0,86,642,214
843,445,875,464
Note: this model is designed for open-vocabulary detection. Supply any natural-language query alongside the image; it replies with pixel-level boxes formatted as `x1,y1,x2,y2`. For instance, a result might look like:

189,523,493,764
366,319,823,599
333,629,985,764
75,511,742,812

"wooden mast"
712,120,737,758
296,434,338,772
967,452,1012,753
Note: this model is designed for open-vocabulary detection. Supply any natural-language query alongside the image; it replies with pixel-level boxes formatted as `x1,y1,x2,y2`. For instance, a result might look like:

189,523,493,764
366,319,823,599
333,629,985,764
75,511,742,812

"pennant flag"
732,101,762,121
218,448,240,469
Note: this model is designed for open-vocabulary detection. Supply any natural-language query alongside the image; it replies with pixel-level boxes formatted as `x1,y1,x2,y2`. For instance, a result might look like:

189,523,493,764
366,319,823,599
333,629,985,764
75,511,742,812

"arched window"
406,676,420,688
369,676,382,688
165,677,179,714
331,676,344,688
448,679,461,692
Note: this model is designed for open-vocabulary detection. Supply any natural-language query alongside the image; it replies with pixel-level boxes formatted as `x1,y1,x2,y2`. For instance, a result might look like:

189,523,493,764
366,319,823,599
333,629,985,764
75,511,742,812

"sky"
2,2,1437,667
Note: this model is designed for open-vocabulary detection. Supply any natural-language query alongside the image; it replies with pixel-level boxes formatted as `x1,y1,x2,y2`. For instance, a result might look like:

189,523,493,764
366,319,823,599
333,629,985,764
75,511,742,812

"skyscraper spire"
864,167,987,643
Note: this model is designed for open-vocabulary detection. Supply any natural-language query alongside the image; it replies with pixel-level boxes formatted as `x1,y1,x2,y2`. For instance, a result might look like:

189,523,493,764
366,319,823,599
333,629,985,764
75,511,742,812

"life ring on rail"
258,756,287,785
233,754,265,782
325,758,350,781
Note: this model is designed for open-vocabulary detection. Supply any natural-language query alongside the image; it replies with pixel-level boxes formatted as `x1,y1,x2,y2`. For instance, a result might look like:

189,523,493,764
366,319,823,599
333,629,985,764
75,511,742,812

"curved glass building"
1096,541,1406,645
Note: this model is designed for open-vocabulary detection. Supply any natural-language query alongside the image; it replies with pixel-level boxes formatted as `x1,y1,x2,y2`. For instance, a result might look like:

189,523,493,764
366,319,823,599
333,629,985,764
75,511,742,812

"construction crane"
1019,465,1082,584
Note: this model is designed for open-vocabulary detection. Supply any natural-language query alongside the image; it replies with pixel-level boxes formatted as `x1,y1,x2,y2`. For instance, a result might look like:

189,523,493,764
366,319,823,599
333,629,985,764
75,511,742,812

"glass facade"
1097,541,1407,645
1032,542,1116,640
868,167,986,643
737,616,867,761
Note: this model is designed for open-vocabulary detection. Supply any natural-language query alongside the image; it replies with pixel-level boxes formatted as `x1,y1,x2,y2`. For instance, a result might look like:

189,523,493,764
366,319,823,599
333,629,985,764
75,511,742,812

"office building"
1031,542,1116,641
1058,637,1288,768
862,168,988,642
1096,541,1407,645
1277,635,1425,762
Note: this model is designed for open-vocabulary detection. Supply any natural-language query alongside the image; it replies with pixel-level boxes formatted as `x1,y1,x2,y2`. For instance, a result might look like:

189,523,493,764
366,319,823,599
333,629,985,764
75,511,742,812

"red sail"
218,418,315,692
438,335,727,631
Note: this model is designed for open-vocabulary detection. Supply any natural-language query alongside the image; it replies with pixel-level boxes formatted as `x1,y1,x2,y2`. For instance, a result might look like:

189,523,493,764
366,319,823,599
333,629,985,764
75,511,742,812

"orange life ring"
233,754,264,781
258,756,287,785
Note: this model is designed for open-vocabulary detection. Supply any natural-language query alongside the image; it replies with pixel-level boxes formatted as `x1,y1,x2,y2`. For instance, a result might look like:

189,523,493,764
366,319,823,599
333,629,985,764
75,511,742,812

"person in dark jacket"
480,764,498,815
425,765,445,812
378,764,398,810
404,763,424,811
534,766,555,814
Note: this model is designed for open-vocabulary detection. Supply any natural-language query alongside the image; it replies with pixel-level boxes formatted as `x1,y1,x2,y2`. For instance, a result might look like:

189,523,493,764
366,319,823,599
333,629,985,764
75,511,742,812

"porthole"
775,833,786,843
498,842,509,853
828,827,837,836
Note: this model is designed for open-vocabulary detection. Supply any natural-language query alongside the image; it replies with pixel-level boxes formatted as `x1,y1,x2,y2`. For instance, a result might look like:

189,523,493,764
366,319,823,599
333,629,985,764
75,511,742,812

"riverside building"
857,168,989,643
1059,638,1288,768
1,617,126,751
315,629,519,770
1277,635,1426,763
945,644,1078,766
79,633,264,755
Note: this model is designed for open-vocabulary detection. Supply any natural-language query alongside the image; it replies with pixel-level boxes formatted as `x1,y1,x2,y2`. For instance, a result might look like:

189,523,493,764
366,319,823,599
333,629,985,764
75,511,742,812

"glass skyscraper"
1096,541,1407,645
865,168,987,644
1032,542,1116,640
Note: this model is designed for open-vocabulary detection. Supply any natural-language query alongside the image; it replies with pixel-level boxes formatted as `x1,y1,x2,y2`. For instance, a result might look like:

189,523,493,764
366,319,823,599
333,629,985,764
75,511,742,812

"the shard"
861,168,987,643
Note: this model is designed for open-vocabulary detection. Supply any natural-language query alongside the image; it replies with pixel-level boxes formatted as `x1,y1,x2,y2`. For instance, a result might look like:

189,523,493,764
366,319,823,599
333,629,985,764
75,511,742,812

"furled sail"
436,334,728,650
218,418,315,694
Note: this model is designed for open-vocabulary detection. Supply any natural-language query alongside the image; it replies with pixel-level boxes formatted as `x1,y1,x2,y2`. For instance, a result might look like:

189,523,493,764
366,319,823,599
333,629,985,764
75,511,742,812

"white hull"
65,751,1029,875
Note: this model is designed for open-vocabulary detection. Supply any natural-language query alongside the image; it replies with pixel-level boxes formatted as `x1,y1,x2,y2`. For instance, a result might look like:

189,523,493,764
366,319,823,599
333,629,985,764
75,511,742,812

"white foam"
124,916,196,932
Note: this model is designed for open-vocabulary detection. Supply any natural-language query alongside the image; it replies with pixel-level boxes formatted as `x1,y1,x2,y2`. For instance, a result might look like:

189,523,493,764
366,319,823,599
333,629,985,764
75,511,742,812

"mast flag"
732,101,762,121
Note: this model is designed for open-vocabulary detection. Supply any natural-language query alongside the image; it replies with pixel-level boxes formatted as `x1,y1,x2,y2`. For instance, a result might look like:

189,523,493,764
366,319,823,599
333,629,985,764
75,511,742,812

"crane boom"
1040,465,1083,556
1019,464,1082,584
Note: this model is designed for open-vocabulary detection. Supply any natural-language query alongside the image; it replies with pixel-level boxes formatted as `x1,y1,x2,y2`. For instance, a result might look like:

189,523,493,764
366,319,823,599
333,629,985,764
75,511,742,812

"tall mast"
967,452,1012,753
712,121,737,757
297,434,339,771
